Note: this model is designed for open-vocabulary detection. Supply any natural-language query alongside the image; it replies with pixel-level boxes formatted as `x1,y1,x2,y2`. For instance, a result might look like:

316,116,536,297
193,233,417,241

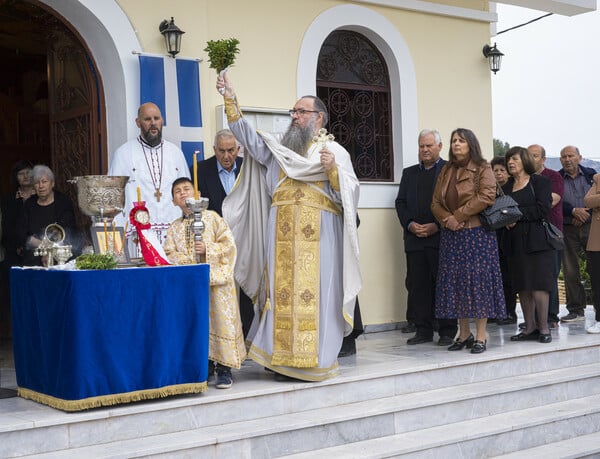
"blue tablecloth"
10,264,210,411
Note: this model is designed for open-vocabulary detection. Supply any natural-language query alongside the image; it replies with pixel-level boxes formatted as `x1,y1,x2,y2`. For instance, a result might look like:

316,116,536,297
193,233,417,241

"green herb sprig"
75,253,118,270
204,38,240,73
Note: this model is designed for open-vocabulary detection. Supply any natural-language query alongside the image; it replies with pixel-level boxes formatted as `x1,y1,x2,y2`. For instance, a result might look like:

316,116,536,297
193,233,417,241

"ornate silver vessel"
34,223,73,266
70,175,129,223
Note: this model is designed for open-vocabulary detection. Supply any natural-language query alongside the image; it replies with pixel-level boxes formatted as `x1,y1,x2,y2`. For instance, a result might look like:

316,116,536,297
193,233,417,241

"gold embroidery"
302,225,316,239
327,166,340,192
280,221,291,236
293,188,305,200
224,96,242,122
300,289,314,303
272,179,321,368
272,178,341,216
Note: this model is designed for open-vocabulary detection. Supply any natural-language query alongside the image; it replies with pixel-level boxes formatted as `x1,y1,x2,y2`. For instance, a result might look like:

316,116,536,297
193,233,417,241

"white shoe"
586,322,600,334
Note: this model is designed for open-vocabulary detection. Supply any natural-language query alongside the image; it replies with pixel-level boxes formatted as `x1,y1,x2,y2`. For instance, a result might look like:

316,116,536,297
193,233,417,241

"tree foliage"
493,138,511,157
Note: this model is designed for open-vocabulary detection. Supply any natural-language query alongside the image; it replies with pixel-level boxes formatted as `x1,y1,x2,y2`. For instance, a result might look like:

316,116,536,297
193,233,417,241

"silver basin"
70,175,129,218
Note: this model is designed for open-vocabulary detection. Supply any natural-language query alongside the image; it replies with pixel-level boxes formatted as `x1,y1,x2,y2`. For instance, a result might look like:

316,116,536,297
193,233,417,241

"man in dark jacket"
191,129,253,338
558,145,596,322
194,129,243,216
395,129,457,345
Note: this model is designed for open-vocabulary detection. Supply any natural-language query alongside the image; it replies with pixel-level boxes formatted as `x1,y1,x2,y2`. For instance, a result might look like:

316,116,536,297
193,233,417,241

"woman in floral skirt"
431,128,506,354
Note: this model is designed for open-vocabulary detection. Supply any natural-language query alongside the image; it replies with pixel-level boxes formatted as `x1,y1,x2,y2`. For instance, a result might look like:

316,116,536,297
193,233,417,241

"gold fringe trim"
18,382,207,412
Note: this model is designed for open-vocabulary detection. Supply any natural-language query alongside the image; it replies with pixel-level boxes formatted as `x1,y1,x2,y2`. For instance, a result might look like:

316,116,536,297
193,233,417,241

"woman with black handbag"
431,128,506,354
501,147,555,344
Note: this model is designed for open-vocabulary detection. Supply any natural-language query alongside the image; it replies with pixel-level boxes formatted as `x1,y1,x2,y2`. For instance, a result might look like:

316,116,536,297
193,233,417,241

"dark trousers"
499,251,516,317
589,251,600,321
562,223,591,313
348,297,363,339
548,249,562,322
406,248,457,338
239,289,255,339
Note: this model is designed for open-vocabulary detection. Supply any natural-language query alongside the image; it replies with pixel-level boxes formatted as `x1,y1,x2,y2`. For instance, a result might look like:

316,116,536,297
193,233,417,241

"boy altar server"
164,177,246,389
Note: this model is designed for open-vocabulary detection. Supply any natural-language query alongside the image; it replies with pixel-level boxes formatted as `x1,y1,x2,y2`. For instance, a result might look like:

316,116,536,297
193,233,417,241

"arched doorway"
0,0,105,220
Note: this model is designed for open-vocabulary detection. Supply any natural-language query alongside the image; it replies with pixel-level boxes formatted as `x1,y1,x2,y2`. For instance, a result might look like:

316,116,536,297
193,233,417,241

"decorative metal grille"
317,31,393,181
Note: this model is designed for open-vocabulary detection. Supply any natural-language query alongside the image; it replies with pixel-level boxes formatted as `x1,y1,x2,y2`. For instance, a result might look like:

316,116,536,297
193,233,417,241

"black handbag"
477,178,523,231
543,220,565,250
528,181,565,250
480,193,522,231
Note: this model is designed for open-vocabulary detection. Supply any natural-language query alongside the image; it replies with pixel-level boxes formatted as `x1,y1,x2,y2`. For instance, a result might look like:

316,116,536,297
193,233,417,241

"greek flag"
139,54,204,165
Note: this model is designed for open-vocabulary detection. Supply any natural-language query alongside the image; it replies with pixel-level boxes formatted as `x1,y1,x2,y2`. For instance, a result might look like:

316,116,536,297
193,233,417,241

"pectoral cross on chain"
312,128,335,148
154,188,162,202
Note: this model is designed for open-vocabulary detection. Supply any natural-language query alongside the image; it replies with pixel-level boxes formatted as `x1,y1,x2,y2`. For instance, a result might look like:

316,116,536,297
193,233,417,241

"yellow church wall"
116,0,494,327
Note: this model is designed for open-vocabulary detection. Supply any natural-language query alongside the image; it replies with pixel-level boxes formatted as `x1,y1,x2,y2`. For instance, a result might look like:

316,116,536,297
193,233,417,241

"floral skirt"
436,227,506,319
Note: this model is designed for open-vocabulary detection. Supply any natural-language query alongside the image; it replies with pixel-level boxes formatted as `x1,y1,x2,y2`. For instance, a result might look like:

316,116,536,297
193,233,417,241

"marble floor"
1,305,600,459
1,305,599,400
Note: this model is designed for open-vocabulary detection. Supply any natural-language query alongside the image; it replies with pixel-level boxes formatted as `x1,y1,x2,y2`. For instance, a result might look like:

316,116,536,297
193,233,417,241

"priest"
218,73,361,382
108,102,189,253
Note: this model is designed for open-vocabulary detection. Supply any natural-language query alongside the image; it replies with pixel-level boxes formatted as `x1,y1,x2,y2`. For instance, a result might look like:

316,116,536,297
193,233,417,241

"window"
317,30,393,181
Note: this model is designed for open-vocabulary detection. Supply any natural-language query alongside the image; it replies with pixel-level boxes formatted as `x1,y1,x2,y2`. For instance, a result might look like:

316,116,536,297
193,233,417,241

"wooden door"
47,30,104,227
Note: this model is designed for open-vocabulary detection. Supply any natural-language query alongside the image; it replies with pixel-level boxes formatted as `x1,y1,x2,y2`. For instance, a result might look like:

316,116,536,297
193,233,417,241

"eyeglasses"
288,108,319,117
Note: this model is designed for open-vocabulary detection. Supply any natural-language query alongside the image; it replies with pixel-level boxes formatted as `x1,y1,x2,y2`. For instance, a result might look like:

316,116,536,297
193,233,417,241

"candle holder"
185,197,209,264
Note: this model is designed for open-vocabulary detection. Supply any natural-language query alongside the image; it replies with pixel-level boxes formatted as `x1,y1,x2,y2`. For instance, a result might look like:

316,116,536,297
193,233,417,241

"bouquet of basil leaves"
75,253,118,270
204,38,240,74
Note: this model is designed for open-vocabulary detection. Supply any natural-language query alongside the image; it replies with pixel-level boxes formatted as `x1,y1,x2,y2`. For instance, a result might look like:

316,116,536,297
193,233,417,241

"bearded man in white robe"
218,74,361,382
108,102,190,254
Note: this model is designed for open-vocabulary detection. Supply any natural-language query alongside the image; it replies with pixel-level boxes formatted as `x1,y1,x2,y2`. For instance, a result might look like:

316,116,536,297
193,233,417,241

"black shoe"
407,334,433,345
447,334,474,351
510,330,540,341
518,322,526,329
560,312,585,322
437,335,454,346
215,366,233,389
338,337,357,357
538,333,552,343
471,340,487,354
274,373,303,382
401,322,416,334
496,315,517,325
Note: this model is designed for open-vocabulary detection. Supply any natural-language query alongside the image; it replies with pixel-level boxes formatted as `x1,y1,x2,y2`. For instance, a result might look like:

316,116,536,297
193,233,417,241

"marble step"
13,362,600,458
279,393,600,459
493,431,600,459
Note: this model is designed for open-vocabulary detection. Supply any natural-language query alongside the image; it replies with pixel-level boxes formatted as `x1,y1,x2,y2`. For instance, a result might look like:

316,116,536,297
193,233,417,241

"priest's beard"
281,117,317,156
140,127,163,147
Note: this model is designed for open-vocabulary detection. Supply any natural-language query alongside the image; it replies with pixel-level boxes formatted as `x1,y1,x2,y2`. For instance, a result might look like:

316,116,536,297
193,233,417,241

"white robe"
108,137,190,250
224,118,361,381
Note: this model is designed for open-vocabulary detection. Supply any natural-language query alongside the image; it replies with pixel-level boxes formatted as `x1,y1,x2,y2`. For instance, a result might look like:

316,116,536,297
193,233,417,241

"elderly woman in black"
18,165,77,266
502,147,555,344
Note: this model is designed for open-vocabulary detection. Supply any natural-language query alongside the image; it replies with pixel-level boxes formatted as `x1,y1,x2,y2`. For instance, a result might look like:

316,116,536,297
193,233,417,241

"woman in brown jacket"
584,173,600,334
431,128,506,354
